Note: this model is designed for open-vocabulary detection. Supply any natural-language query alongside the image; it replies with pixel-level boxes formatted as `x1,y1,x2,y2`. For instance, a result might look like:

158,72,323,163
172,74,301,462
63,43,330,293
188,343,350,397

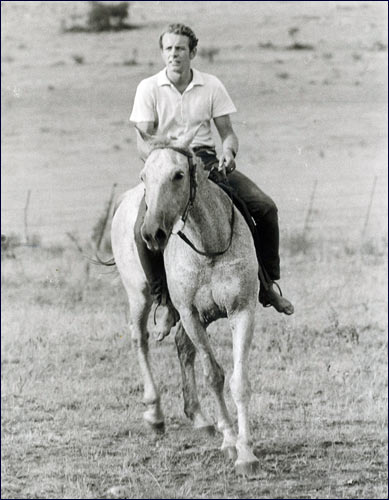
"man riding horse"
130,23,294,339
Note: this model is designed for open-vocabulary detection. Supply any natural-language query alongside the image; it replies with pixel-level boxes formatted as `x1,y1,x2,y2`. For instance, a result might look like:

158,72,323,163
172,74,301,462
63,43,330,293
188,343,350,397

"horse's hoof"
234,459,260,477
144,418,165,434
194,424,215,436
222,446,237,461
106,486,128,498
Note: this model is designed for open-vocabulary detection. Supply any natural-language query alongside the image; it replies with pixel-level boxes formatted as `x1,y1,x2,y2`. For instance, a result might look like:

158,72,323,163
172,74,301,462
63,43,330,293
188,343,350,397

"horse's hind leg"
175,323,215,435
129,293,164,433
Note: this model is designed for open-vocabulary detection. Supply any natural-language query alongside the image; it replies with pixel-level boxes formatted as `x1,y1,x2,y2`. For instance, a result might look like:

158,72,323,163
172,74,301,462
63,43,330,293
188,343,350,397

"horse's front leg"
229,308,259,475
179,309,237,458
129,293,164,432
175,322,215,434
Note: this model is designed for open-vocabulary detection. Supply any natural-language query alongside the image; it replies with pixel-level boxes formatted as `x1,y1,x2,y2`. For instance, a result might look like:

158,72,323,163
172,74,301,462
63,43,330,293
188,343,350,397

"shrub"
108,1,130,27
63,1,132,33
1,233,21,257
258,41,277,50
283,231,314,256
286,26,314,51
28,233,42,248
87,2,111,32
87,1,130,32
72,54,85,65
199,47,220,63
371,41,387,51
287,42,314,51
123,48,138,66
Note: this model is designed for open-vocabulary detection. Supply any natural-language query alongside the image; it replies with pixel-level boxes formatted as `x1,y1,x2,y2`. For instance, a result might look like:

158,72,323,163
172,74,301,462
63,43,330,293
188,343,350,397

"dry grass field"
1,1,388,499
2,240,387,499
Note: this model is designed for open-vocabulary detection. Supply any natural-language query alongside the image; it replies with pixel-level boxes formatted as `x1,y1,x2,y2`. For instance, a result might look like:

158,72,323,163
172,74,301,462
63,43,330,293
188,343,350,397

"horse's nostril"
155,228,166,244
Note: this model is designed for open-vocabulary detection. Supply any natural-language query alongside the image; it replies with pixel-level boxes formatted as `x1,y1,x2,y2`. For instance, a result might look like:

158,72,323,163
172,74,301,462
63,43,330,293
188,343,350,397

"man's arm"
134,121,155,161
214,114,239,173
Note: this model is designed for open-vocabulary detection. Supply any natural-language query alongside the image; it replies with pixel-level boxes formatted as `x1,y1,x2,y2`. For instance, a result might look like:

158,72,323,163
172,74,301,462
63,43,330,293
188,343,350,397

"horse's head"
137,128,207,252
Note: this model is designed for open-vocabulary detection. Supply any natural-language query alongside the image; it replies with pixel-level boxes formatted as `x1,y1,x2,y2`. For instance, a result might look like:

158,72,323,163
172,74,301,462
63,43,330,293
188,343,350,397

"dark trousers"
227,170,280,280
134,149,281,301
195,148,280,281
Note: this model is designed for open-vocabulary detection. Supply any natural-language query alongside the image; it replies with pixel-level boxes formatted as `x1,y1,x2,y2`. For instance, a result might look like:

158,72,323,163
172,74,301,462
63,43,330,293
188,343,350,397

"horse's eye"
173,171,184,181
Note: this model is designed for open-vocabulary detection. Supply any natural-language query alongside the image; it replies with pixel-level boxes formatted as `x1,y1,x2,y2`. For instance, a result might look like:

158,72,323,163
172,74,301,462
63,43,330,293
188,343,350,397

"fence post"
303,179,317,237
361,175,377,238
23,189,31,244
96,183,117,251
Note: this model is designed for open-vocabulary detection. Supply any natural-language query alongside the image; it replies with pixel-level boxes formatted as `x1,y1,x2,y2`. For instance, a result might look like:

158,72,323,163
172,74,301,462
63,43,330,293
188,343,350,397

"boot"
259,282,294,315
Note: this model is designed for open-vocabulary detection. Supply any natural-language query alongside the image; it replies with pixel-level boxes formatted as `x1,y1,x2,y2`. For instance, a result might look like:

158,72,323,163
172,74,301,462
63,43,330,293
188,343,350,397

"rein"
147,146,235,258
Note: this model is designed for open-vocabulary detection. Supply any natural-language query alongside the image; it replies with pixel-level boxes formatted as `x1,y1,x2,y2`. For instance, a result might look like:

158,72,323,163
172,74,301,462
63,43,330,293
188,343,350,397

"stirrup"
273,281,283,296
259,281,283,308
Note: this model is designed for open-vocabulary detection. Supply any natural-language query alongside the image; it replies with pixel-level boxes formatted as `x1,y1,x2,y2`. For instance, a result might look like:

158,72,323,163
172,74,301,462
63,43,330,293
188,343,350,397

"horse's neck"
185,181,232,252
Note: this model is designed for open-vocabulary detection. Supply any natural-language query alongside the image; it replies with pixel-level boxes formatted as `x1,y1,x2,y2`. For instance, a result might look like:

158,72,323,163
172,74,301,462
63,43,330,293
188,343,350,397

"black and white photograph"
1,1,387,498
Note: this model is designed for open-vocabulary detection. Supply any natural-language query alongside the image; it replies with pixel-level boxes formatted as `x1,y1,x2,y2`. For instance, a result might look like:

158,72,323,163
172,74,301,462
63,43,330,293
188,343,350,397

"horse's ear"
174,122,205,149
134,126,154,159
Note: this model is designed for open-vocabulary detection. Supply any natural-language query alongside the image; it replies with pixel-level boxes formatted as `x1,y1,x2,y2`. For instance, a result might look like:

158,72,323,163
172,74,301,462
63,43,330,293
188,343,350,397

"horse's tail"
94,252,116,266
83,251,116,266
92,193,126,267
94,191,130,267
92,189,133,267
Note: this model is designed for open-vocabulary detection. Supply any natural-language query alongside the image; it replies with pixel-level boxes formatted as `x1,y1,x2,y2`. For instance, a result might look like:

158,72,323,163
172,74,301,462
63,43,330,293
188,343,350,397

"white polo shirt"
129,68,237,148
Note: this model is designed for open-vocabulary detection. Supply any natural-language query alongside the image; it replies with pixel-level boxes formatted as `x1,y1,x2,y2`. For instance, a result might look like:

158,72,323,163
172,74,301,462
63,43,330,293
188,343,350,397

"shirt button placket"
180,93,184,123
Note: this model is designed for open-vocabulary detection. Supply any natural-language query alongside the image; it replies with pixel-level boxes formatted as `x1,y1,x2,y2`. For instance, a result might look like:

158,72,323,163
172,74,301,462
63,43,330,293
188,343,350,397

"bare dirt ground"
1,1,388,499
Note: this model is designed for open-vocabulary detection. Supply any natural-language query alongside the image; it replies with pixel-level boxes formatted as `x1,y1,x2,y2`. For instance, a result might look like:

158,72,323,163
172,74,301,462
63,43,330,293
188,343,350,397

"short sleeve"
211,78,237,118
129,79,156,123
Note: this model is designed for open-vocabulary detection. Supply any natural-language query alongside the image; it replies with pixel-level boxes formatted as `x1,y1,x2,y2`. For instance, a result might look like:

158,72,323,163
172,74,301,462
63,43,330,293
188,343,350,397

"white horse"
111,130,260,475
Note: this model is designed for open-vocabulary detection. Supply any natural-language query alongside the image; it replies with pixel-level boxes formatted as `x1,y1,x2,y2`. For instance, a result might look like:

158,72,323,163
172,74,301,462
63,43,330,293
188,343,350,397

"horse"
111,129,260,475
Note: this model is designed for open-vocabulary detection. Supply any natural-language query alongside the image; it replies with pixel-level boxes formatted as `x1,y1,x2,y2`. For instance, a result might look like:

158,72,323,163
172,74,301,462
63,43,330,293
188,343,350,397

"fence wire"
1,175,387,245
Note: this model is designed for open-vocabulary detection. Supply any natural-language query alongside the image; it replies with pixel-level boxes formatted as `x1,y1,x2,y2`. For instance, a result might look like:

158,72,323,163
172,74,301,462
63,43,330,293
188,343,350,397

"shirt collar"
157,68,204,90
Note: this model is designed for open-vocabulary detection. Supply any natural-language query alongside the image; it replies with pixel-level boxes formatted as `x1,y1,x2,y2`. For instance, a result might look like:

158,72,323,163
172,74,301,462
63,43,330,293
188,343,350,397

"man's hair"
159,23,199,51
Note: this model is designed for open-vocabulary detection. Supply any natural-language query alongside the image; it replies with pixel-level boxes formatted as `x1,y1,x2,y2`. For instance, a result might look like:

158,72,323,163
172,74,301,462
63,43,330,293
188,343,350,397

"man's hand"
218,149,236,174
214,114,238,175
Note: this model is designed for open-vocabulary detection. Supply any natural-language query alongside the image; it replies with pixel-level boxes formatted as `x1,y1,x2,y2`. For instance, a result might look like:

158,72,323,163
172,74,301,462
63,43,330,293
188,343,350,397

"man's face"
160,33,196,74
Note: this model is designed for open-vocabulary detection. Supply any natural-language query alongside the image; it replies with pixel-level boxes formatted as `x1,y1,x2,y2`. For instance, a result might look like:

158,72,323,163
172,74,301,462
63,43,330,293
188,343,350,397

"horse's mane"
148,136,173,148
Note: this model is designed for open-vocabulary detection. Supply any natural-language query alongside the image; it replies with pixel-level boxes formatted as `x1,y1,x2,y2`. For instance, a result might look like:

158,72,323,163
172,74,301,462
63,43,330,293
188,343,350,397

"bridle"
145,146,235,258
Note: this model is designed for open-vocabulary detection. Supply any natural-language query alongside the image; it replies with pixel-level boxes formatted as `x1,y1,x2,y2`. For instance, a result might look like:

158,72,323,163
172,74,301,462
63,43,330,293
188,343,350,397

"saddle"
192,146,272,289
208,172,273,291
